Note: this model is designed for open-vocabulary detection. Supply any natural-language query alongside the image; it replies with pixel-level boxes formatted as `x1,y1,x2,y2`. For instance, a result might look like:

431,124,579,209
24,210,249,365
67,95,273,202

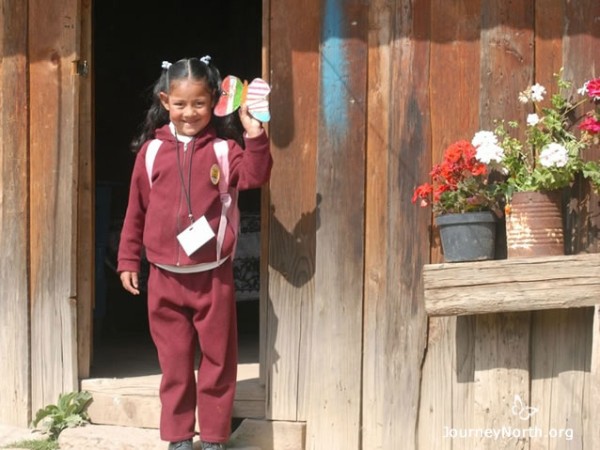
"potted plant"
470,70,600,257
412,140,503,262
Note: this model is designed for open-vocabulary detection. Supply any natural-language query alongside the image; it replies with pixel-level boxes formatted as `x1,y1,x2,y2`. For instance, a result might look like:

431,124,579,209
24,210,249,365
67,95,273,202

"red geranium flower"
411,183,432,203
412,139,500,216
586,78,600,99
578,115,600,134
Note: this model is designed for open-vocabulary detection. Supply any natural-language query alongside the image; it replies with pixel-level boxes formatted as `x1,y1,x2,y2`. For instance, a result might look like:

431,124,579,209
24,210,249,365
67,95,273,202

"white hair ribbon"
161,61,172,70
199,55,211,65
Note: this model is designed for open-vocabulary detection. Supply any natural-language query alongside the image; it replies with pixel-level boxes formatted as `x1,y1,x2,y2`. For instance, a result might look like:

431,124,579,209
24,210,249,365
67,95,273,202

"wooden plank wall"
269,1,600,449
29,0,80,411
0,0,597,441
0,0,31,427
417,1,600,449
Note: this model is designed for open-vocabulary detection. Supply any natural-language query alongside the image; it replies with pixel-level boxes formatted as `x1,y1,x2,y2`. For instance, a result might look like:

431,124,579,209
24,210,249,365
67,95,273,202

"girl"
117,56,272,450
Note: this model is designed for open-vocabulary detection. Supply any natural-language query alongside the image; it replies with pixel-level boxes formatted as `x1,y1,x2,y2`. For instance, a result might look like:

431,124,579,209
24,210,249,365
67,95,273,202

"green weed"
31,391,93,440
2,438,59,450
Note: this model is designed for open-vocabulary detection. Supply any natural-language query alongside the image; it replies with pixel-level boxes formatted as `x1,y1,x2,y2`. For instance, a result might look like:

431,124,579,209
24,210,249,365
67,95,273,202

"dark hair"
130,57,243,152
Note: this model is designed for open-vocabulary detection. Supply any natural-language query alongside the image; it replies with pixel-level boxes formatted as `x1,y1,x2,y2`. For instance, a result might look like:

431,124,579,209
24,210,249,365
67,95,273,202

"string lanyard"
174,132,195,224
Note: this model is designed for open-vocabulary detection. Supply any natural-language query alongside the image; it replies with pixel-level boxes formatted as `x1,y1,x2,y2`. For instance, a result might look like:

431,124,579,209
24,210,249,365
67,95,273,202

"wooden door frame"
77,0,271,392
29,0,82,414
258,0,271,387
77,0,94,380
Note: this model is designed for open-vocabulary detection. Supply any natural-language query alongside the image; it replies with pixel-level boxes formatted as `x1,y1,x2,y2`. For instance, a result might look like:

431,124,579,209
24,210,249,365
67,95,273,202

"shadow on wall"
267,194,321,288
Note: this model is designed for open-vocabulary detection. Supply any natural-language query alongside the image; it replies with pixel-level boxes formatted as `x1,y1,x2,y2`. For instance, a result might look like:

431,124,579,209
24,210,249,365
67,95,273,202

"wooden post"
0,0,31,427
29,0,80,411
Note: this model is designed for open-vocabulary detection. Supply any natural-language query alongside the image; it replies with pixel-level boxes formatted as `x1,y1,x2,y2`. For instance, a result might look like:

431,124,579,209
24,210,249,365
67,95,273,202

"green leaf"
31,405,58,427
30,391,93,440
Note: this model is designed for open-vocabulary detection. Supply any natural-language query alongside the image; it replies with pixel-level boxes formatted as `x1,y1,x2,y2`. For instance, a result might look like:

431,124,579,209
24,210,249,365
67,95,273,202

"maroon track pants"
147,260,238,443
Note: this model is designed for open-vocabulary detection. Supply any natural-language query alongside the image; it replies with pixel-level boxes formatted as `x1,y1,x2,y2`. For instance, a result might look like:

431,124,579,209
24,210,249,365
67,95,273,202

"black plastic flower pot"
435,211,497,262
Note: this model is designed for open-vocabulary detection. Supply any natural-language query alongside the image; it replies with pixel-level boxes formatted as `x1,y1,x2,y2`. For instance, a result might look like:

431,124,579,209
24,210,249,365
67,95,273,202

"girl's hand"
239,104,264,138
120,271,140,295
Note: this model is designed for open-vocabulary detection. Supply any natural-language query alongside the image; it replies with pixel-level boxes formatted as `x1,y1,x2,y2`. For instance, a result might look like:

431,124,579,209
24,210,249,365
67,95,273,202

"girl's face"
159,78,214,137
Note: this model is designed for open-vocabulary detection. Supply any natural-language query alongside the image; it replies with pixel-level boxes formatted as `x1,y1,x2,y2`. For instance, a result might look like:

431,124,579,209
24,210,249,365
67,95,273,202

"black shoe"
201,442,226,450
168,440,193,450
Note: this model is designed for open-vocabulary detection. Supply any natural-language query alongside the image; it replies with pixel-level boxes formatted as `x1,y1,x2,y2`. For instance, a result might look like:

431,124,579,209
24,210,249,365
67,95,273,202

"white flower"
475,143,505,164
578,81,588,96
539,142,568,168
472,131,504,164
471,130,498,148
526,113,540,126
518,91,529,104
530,83,546,102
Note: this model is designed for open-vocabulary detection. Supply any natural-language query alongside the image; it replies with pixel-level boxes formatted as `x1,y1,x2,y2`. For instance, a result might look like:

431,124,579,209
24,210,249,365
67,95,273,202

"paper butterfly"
511,394,539,421
214,76,271,122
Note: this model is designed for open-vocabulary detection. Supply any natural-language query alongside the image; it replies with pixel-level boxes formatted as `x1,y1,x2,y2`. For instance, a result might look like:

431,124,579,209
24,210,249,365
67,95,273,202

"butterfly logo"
511,394,539,421
214,75,271,123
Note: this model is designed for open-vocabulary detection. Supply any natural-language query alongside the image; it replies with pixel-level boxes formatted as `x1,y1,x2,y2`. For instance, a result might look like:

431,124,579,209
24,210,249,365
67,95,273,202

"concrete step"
82,363,265,429
0,419,305,450
58,424,263,450
229,419,305,450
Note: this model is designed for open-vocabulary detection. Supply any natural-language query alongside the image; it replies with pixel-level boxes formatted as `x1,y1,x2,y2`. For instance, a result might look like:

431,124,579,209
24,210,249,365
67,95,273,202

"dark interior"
92,0,263,377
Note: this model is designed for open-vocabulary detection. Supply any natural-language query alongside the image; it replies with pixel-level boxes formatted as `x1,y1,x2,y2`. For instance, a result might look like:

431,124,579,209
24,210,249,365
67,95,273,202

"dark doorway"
92,0,263,378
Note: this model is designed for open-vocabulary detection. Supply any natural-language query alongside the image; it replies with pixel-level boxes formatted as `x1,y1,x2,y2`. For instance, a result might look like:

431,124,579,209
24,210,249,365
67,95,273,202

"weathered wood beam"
29,0,80,411
306,0,367,447
423,254,600,316
266,0,320,422
0,0,30,427
77,0,94,380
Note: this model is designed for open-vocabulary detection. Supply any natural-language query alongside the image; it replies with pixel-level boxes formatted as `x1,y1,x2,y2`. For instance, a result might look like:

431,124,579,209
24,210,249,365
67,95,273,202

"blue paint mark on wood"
321,0,348,136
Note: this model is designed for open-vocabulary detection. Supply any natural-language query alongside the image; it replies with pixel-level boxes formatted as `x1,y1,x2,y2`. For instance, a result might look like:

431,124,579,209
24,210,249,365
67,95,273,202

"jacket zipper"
175,140,191,266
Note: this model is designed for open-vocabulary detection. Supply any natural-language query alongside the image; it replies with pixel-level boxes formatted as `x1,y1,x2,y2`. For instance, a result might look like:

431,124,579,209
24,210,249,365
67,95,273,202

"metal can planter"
505,190,564,258
435,211,497,262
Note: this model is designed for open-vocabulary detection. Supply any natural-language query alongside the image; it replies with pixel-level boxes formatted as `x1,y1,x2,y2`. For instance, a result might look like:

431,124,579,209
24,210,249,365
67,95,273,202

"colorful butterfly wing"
214,76,244,117
214,76,271,122
246,78,271,122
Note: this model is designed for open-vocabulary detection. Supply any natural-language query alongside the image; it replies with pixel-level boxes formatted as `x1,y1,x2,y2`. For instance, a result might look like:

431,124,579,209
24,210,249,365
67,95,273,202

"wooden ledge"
423,253,600,317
